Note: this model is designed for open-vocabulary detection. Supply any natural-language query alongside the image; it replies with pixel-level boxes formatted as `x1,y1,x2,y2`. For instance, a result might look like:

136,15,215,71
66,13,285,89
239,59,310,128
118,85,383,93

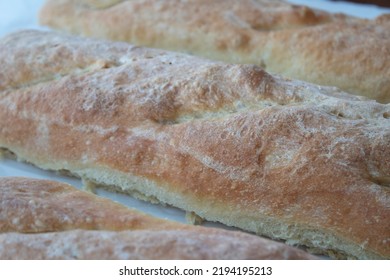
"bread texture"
0,30,389,259
39,0,390,103
0,177,317,259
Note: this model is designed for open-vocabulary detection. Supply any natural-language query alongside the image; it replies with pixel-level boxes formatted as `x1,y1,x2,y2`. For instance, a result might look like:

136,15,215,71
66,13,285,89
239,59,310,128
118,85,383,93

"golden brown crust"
0,229,315,260
0,177,316,260
0,30,389,259
0,177,180,233
39,0,390,103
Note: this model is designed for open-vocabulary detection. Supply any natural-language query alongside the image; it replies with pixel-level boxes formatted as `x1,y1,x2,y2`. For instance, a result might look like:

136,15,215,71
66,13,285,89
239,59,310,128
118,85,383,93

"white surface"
288,0,390,18
0,0,45,37
0,0,389,225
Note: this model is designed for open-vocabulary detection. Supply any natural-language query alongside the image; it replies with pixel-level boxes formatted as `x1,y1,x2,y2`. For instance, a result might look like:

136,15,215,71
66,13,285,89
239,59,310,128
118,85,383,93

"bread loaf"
0,30,389,259
39,0,390,103
0,177,317,259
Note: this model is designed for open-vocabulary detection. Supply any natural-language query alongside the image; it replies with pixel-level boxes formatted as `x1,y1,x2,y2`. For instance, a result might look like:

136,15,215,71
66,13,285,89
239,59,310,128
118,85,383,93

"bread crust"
0,30,389,259
0,177,316,259
39,0,390,103
0,176,179,233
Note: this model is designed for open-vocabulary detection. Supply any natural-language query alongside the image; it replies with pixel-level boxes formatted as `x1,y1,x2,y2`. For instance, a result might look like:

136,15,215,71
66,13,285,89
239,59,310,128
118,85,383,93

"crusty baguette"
0,176,180,233
0,177,316,260
0,30,389,259
39,0,390,103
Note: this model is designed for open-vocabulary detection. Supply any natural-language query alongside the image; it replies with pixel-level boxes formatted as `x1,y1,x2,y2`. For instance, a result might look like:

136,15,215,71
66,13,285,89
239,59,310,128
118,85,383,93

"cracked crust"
39,0,390,103
0,30,389,259
0,177,316,260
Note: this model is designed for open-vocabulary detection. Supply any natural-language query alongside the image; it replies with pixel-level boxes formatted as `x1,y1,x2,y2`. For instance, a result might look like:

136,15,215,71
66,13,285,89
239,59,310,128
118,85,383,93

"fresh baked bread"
0,30,389,259
0,177,316,259
39,0,390,103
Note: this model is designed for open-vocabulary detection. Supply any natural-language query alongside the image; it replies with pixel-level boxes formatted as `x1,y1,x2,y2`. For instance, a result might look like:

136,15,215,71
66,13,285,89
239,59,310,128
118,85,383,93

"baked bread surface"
0,30,389,259
39,0,390,103
0,177,316,260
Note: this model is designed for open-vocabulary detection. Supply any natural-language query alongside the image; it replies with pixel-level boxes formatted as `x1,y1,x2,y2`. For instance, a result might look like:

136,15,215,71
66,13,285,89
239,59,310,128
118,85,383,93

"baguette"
0,177,316,259
39,0,390,103
0,30,389,259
